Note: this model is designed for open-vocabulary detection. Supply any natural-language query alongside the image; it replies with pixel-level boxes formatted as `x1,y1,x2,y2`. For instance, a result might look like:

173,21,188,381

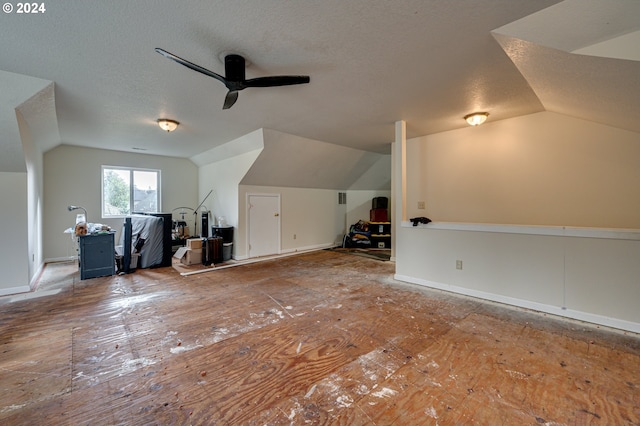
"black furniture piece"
201,212,209,238
79,232,115,280
131,212,172,267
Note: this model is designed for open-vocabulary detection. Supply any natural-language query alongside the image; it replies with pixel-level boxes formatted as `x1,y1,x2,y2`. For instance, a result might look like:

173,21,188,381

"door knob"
274,213,280,217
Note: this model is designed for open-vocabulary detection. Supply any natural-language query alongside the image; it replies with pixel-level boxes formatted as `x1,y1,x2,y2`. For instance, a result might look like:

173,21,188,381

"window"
102,166,160,218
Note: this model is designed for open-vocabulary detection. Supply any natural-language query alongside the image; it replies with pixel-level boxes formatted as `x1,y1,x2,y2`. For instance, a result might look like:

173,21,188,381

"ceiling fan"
155,48,310,109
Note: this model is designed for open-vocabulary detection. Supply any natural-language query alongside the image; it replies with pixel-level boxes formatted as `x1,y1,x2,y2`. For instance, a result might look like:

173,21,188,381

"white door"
247,194,281,258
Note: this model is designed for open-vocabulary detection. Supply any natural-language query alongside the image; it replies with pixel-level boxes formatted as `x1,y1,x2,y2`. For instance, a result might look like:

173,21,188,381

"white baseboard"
180,245,335,277
2,261,47,296
280,243,336,255
0,285,31,297
394,274,640,335
44,256,77,263
234,243,336,261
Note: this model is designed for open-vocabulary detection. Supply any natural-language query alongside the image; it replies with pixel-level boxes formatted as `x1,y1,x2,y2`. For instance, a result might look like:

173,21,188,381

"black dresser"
79,233,115,280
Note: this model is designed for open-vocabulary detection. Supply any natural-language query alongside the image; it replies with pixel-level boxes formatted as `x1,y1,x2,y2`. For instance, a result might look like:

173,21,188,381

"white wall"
0,76,54,293
195,128,392,259
406,112,640,228
0,172,29,294
238,185,344,259
346,154,392,229
396,225,640,332
395,111,640,333
198,147,262,244
43,145,198,261
16,110,44,290
194,129,264,256
345,190,391,229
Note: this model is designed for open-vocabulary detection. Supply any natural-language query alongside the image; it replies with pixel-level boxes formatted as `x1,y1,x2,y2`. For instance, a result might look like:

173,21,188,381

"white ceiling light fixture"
464,112,489,126
157,118,179,132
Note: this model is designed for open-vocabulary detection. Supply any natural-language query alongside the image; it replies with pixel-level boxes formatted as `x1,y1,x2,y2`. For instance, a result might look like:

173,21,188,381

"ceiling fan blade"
157,49,310,109
223,91,239,109
244,75,310,88
155,48,227,86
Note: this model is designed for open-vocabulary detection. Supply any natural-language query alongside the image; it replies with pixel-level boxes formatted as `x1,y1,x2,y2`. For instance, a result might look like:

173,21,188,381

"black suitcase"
372,197,388,209
202,237,223,265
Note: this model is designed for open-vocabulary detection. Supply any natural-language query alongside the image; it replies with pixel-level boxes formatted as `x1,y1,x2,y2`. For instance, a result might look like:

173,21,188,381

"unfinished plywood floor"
1,251,639,425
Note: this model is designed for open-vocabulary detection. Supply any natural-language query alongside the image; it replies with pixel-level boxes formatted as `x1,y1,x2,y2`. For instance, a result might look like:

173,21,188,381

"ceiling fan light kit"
464,112,489,126
157,118,179,132
155,48,310,110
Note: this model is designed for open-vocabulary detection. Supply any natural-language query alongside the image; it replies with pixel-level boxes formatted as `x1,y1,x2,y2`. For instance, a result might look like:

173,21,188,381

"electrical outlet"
417,201,426,210
456,260,463,270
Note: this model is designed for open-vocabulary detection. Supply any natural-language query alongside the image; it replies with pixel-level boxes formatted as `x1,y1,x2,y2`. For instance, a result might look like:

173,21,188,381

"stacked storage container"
369,197,391,248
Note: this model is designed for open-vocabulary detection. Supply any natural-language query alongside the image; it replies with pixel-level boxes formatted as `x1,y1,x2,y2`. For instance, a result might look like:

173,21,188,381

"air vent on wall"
338,192,347,205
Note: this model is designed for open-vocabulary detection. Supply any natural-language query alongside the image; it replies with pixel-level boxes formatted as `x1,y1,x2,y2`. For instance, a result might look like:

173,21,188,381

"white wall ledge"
401,221,640,241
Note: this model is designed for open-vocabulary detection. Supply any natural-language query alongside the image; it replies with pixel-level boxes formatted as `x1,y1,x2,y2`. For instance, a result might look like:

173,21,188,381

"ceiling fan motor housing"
225,54,246,82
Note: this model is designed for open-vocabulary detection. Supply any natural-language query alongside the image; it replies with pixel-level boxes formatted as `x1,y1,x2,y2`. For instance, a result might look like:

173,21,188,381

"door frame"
246,193,281,258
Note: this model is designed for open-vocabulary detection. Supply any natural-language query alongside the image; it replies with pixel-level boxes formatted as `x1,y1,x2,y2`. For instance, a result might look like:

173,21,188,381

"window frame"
101,165,161,219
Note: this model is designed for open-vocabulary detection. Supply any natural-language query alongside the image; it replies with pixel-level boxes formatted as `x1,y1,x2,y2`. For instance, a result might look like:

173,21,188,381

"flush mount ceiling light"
464,112,489,126
157,118,179,132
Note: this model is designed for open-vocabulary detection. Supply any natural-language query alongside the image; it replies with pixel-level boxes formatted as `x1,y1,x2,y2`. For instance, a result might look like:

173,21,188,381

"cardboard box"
180,248,202,266
186,238,202,250
177,226,190,238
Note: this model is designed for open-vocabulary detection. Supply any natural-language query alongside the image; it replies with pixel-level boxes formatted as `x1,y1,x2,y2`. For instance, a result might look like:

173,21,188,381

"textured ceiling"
0,0,638,165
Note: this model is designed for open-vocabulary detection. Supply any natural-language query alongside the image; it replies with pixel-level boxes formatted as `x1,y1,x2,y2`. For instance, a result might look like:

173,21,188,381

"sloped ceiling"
240,129,389,190
493,34,640,133
0,71,55,172
0,0,638,161
492,0,640,134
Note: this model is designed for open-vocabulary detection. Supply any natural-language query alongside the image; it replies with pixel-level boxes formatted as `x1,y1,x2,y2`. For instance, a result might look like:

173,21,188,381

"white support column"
391,120,406,261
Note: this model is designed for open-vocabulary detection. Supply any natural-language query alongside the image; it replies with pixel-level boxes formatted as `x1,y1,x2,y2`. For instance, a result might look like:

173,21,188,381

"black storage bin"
370,235,391,249
372,197,388,209
211,226,234,244
370,222,391,234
